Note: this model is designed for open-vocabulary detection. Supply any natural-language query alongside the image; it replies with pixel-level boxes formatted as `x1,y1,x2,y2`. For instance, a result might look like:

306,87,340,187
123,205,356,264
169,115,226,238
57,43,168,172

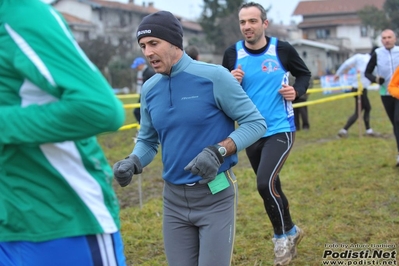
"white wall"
336,25,374,52
54,0,93,21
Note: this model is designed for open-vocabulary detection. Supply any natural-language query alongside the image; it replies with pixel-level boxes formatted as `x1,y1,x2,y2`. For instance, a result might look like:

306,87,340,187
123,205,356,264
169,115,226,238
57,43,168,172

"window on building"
302,51,307,59
360,26,368,37
120,14,126,27
316,29,330,39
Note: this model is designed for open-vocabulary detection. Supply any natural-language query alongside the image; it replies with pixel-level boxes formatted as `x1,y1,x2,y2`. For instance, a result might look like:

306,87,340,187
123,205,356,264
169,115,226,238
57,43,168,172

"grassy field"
98,90,399,266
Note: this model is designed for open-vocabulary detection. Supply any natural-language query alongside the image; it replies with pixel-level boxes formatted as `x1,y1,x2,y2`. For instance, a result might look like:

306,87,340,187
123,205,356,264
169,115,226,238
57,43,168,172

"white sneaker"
337,129,348,138
272,236,292,266
366,128,376,136
287,226,304,258
396,154,399,167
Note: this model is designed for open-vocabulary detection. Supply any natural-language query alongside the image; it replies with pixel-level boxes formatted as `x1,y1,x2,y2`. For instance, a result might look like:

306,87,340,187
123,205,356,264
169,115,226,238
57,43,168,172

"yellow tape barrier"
117,93,139,99
294,74,366,137
115,94,140,132
118,123,140,131
116,75,367,132
292,85,355,108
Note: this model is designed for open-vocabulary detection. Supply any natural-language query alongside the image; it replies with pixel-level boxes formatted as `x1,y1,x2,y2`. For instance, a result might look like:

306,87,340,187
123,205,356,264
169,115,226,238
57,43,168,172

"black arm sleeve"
277,41,311,98
365,53,377,83
222,45,237,72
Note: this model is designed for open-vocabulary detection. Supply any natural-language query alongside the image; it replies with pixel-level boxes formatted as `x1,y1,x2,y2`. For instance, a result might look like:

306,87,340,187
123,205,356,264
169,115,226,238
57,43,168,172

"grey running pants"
163,169,237,266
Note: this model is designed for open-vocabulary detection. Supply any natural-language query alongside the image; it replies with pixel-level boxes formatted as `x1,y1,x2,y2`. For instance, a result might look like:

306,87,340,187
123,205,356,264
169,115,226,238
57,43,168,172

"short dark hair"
239,2,267,21
185,45,199,60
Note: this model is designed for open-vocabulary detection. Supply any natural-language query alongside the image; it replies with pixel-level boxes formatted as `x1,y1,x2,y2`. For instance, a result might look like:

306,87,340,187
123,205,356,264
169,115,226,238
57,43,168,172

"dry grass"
98,90,399,265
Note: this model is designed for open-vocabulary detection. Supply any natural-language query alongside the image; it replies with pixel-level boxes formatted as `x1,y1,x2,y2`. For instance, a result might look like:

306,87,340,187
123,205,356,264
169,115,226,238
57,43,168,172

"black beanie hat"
137,11,183,50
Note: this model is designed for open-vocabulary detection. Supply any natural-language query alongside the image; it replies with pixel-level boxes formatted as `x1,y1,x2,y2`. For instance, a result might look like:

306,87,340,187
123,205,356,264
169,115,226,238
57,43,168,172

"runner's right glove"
113,155,142,187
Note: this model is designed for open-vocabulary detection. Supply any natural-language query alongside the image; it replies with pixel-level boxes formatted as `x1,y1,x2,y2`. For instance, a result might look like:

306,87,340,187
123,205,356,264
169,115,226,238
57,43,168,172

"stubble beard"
245,34,262,46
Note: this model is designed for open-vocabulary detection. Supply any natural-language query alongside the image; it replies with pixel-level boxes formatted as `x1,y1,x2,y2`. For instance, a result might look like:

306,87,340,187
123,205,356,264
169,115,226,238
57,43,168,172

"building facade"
293,0,384,54
53,0,209,57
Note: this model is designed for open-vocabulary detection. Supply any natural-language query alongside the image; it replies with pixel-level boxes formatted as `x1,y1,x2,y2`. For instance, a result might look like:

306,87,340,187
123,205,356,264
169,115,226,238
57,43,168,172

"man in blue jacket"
222,2,310,265
113,11,266,266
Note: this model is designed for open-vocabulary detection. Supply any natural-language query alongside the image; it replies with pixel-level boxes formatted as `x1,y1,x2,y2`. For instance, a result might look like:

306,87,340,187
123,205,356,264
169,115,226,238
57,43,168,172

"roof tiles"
293,0,384,16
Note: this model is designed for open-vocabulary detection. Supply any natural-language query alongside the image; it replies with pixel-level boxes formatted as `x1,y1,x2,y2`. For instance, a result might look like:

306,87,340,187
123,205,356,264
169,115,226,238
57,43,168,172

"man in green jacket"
0,0,127,265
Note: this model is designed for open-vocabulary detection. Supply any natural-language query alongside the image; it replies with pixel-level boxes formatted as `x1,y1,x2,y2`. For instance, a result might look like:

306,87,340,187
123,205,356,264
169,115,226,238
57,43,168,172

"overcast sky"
115,0,303,25
43,0,303,25
122,0,302,24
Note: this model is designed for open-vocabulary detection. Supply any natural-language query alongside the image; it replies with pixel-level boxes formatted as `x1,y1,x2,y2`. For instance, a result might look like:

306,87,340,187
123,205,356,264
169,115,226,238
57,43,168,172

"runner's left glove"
184,146,224,184
113,155,142,187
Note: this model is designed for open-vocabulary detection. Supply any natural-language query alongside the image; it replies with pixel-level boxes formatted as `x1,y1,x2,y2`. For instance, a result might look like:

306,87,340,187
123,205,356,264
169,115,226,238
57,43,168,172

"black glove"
184,146,224,184
113,155,142,187
377,77,385,85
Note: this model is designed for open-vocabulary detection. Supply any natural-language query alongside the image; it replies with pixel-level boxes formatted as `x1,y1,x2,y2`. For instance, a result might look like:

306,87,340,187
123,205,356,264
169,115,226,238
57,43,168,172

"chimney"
148,2,153,7
128,0,133,3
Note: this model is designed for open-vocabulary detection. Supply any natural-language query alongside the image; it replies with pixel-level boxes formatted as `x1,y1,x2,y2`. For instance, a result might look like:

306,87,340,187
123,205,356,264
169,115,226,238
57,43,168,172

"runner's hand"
184,146,224,184
113,155,142,187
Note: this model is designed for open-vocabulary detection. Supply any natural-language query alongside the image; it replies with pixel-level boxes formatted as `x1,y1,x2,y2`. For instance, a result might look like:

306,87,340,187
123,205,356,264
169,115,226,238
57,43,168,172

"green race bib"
208,172,230,194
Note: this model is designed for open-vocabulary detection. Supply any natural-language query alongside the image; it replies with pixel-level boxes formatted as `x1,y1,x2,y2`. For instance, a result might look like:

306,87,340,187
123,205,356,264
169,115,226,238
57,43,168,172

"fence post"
357,73,363,138
138,173,143,209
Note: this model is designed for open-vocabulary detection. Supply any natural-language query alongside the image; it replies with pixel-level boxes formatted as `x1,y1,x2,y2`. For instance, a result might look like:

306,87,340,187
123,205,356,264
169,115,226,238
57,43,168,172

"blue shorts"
0,231,126,266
